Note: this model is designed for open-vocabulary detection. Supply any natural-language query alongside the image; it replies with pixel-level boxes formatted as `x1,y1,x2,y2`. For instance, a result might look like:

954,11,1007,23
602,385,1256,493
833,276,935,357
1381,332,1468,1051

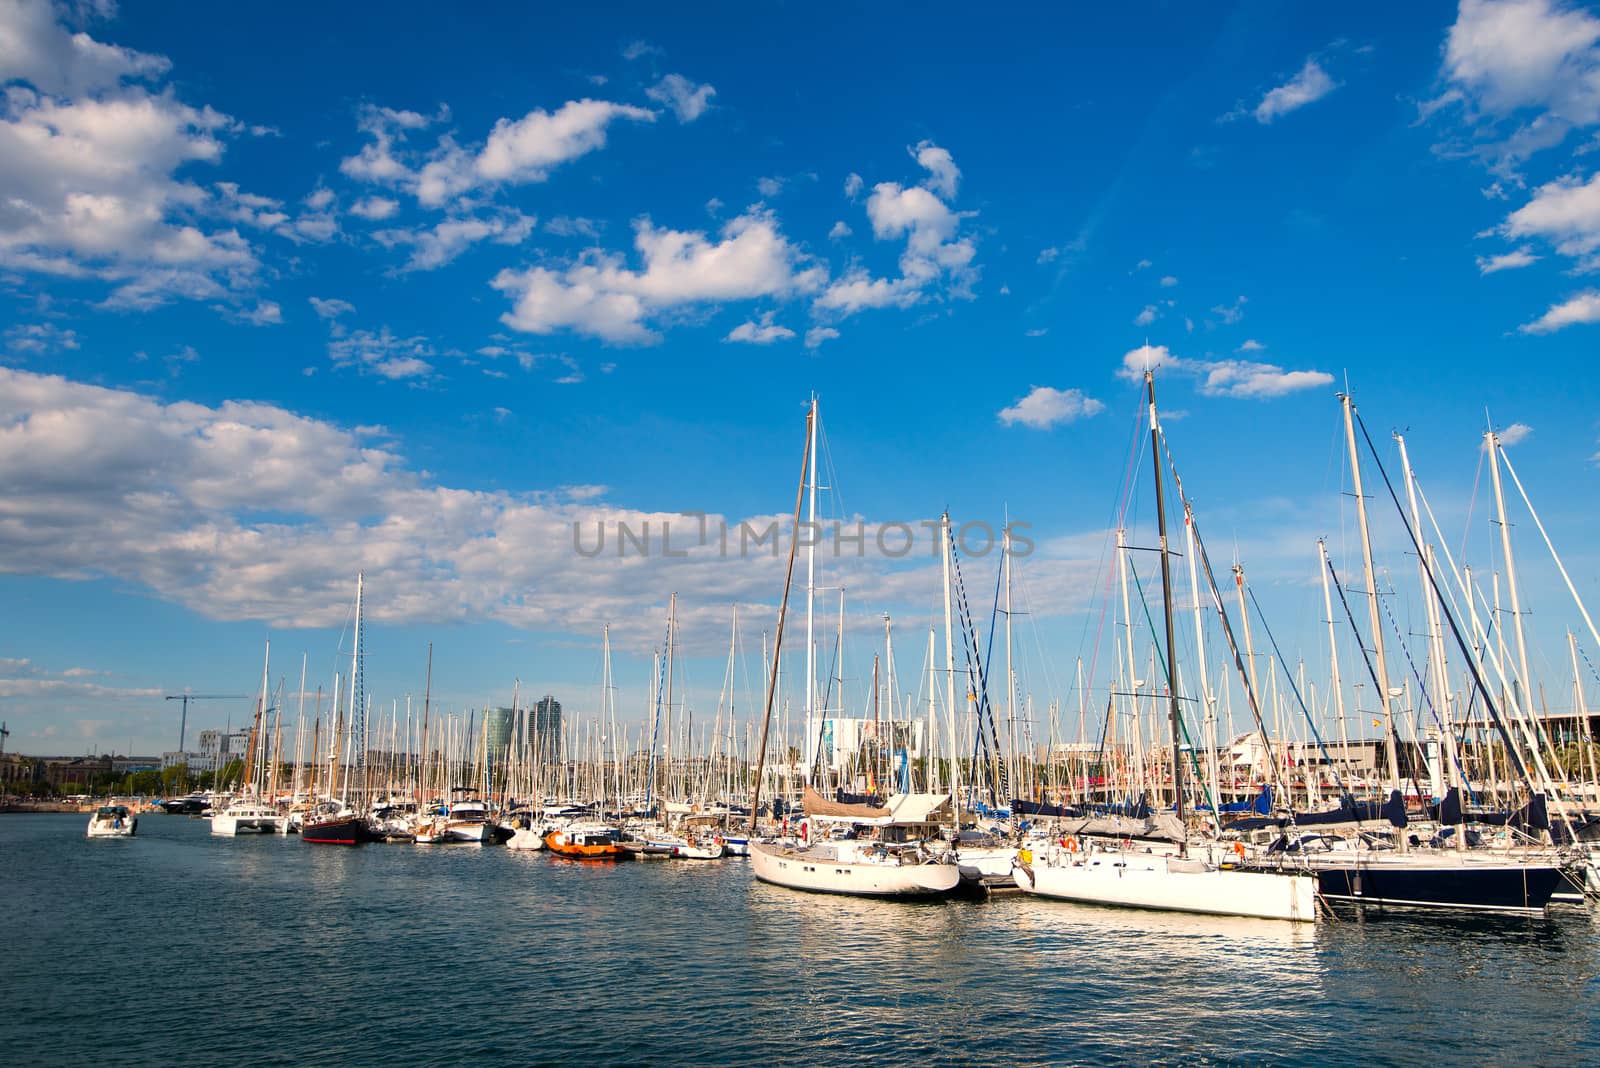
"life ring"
1064,836,1080,853
1231,841,1246,859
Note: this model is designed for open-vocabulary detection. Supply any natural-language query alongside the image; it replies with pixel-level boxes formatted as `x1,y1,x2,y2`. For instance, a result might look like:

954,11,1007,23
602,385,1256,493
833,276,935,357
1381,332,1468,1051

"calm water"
4,813,1598,1067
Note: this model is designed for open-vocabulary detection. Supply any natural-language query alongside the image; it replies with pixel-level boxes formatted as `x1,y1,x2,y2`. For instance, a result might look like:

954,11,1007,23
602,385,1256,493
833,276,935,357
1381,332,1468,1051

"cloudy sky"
3,0,1599,758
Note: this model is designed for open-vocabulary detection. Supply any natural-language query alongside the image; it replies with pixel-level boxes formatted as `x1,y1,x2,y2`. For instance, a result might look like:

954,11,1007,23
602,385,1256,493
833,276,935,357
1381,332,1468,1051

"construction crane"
165,693,250,754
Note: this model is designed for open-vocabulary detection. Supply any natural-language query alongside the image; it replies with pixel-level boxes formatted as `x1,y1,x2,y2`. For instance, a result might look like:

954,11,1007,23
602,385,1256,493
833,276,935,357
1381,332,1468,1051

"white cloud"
912,140,959,198
725,314,795,344
350,195,399,221
236,300,282,326
646,73,716,122
1118,343,1333,399
0,0,171,98
997,386,1105,429
375,210,535,271
828,220,852,240
5,322,80,354
1496,421,1534,446
843,172,863,199
1025,327,1048,337
309,297,355,319
1236,338,1266,352
1038,247,1061,264
0,366,1106,669
1501,170,1600,259
1159,275,1179,287
1426,0,1600,176
1134,304,1158,326
1477,246,1541,272
804,326,839,348
1443,0,1600,127
0,3,262,309
1135,258,1153,270
1519,288,1600,331
757,176,784,198
1211,295,1248,324
342,98,654,208
493,210,825,344
1254,57,1339,123
813,151,978,321
327,326,435,379
621,39,662,61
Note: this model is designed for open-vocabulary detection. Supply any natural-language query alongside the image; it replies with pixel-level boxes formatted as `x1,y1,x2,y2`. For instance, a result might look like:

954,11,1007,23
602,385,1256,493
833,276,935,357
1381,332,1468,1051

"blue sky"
3,0,1600,759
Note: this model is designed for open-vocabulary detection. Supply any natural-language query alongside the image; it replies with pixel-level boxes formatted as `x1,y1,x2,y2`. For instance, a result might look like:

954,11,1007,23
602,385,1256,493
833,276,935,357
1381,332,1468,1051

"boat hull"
1014,852,1316,922
1311,860,1562,915
86,818,137,838
301,815,373,845
749,842,960,897
545,830,628,860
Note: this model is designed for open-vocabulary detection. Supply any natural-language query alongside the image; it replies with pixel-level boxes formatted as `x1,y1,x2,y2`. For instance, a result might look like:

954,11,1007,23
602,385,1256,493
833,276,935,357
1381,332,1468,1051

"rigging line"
1324,553,1426,801
1578,641,1600,690
1124,552,1218,816
1242,583,1357,810
947,526,1005,804
1372,568,1479,793
1350,410,1536,789
643,614,671,808
1155,430,1295,808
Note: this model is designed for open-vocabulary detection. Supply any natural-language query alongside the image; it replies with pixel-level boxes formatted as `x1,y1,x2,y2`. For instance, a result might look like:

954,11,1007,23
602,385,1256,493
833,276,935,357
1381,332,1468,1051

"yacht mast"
1145,372,1187,846
1341,395,1403,803
803,394,819,785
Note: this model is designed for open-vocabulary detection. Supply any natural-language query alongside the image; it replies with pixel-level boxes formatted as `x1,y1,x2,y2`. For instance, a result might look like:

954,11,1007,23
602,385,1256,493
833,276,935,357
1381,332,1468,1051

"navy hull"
1315,862,1562,914
301,815,373,845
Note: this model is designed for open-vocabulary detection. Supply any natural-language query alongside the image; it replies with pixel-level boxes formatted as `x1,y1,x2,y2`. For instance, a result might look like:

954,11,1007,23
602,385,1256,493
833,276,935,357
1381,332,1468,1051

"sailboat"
744,397,960,899
304,573,376,845
1014,372,1316,922
212,641,289,835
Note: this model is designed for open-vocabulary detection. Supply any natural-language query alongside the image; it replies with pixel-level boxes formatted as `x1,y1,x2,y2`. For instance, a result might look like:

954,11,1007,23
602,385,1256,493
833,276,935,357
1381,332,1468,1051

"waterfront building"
533,696,562,765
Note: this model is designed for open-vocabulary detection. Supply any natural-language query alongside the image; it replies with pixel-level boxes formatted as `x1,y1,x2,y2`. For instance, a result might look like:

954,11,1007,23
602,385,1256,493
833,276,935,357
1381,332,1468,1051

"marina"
7,1,1600,1063
7,812,1597,1066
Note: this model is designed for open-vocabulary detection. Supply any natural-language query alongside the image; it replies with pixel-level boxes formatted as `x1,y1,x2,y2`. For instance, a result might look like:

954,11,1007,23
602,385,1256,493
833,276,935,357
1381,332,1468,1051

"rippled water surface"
5,813,1598,1066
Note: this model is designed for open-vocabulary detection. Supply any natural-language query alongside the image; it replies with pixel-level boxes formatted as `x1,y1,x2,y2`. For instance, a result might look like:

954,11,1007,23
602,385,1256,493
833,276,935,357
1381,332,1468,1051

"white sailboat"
1013,371,1316,922
212,640,288,835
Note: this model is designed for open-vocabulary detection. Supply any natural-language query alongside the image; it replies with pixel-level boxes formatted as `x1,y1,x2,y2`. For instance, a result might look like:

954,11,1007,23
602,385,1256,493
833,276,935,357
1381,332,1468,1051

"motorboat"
87,804,137,838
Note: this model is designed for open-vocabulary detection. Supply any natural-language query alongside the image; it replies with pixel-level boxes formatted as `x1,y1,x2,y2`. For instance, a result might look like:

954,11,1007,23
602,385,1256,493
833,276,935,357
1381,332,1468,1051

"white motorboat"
1013,839,1316,922
506,825,548,850
86,804,137,838
210,798,288,835
750,838,960,897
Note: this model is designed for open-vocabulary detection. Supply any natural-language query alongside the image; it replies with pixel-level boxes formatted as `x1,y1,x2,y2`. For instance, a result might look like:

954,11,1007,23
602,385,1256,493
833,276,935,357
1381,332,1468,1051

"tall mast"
1318,540,1351,782
664,591,676,802
348,571,366,799
1487,430,1536,740
1398,433,1458,802
242,639,269,796
1341,394,1402,797
926,626,938,793
1145,372,1186,845
803,394,819,785
941,511,960,807
748,401,814,834
1184,507,1220,816
1004,523,1016,810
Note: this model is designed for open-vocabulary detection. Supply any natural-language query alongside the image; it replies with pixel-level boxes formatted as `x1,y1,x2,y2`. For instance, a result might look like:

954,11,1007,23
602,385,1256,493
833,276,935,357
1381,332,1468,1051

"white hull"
441,820,493,844
1014,849,1316,922
506,828,546,850
86,816,137,838
956,844,1018,880
210,810,288,835
750,841,960,897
